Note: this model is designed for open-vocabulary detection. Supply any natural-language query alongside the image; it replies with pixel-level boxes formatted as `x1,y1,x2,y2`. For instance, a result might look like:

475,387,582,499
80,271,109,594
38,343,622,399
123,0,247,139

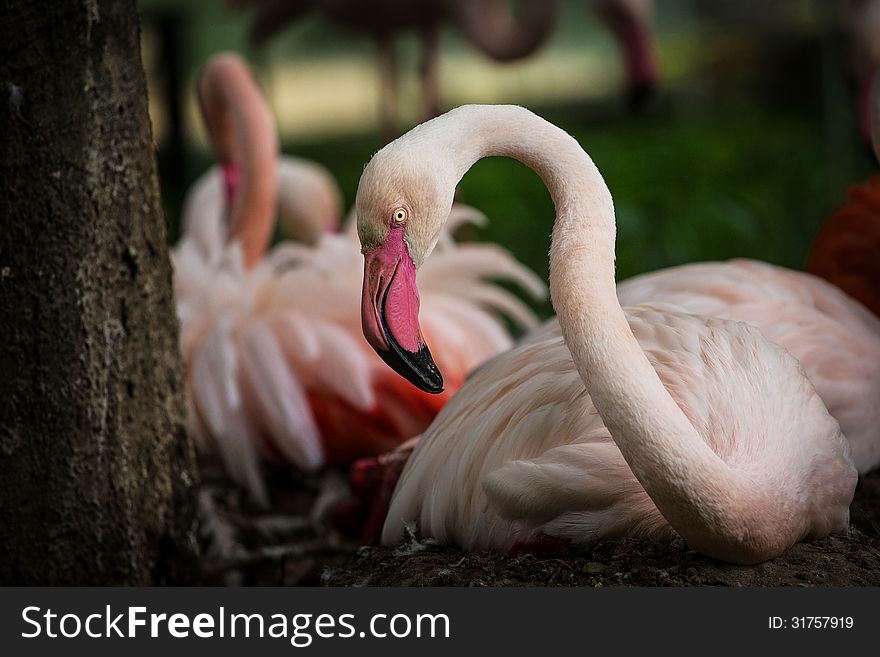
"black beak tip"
410,344,445,394
377,342,444,395
374,268,444,394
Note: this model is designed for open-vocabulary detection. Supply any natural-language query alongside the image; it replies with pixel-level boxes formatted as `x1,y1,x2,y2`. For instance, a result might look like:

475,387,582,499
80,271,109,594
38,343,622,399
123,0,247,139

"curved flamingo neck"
198,53,279,268
424,105,769,560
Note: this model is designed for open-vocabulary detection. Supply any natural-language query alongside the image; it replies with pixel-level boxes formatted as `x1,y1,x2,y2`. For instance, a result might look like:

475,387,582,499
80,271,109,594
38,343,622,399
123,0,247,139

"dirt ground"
197,463,880,587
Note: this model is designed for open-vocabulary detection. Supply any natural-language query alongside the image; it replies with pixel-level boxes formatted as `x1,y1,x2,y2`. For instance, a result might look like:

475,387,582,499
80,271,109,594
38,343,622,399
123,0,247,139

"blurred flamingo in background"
232,0,559,137
233,1,661,133
808,70,880,317
187,52,279,267
182,51,343,257
173,54,546,503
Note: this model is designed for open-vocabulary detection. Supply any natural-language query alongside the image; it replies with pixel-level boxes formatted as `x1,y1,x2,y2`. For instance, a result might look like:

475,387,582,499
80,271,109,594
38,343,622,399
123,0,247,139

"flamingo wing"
617,258,880,473
383,306,850,551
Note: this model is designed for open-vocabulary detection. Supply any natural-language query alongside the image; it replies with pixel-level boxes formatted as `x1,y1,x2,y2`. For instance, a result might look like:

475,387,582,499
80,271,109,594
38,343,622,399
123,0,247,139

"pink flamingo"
173,57,546,502
192,52,279,268
347,81,880,539
354,104,857,563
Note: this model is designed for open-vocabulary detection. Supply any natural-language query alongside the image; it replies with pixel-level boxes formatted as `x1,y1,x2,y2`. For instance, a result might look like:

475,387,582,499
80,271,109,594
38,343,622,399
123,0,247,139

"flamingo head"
355,139,458,394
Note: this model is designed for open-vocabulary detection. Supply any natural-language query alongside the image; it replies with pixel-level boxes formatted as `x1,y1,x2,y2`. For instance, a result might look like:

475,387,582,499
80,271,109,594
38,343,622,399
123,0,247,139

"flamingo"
347,72,880,534
181,51,342,252
235,1,660,132
354,104,856,563
807,70,880,318
173,57,546,503
232,0,558,137
347,257,880,543
347,95,880,539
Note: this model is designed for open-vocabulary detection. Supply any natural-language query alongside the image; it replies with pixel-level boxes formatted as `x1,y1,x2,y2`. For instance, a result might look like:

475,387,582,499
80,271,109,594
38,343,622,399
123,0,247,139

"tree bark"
0,0,197,584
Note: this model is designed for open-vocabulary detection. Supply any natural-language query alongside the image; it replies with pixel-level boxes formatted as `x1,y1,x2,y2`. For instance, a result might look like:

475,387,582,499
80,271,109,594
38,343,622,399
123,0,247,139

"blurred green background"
139,0,877,319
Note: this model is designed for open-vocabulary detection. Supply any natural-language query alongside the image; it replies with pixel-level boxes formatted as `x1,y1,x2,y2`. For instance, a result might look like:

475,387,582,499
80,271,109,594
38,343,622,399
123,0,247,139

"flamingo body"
383,305,852,552
617,259,880,474
353,257,880,542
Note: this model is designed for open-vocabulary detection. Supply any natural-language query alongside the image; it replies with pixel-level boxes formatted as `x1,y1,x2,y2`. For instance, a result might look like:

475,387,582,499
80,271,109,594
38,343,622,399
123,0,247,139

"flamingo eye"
393,208,407,224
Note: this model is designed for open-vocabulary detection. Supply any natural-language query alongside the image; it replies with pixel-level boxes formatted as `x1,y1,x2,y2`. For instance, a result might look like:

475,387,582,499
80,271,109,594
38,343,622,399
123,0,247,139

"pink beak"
361,227,444,394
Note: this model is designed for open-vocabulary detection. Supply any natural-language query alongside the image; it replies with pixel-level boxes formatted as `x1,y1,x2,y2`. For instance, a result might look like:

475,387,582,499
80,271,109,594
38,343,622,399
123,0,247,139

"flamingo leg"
335,441,417,544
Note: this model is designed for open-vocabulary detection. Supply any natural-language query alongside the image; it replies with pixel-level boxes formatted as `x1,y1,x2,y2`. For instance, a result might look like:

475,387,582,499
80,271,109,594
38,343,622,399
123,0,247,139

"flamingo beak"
361,230,444,394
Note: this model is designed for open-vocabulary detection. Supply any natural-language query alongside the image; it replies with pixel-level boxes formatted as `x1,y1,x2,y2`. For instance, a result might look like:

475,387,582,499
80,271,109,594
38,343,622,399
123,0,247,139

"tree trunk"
0,0,197,584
